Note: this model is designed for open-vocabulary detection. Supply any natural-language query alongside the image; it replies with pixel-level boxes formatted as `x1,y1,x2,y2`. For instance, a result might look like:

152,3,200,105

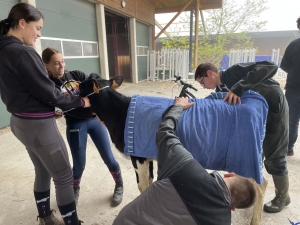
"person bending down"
113,97,257,225
194,61,289,213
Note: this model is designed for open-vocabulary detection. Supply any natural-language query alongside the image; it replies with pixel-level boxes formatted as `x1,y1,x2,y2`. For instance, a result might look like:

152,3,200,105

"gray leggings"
10,115,75,206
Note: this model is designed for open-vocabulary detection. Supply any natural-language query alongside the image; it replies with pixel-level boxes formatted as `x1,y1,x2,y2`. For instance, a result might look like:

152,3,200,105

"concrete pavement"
0,79,299,225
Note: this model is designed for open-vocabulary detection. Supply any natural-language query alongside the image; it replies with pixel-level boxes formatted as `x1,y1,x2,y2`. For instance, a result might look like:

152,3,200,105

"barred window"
41,37,98,58
63,41,82,56
137,46,149,56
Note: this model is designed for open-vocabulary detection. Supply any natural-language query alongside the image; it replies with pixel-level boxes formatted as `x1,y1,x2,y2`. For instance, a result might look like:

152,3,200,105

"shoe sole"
263,199,291,213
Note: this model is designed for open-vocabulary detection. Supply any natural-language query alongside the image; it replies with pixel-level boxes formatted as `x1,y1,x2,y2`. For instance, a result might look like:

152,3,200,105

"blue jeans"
285,89,300,151
66,118,120,180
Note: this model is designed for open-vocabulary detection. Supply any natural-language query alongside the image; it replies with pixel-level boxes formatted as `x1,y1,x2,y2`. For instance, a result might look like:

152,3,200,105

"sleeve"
15,50,83,111
156,104,193,180
73,70,88,82
280,42,294,73
229,61,278,97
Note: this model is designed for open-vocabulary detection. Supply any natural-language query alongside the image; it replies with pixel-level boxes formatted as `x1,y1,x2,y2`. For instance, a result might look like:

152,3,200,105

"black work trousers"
263,88,289,176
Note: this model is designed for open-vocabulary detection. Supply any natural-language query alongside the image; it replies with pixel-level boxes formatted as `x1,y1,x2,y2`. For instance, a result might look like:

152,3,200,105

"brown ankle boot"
38,210,64,225
111,180,123,207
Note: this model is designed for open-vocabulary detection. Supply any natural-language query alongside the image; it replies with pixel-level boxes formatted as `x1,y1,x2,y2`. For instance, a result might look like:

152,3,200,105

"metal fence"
147,49,190,81
228,49,256,67
228,48,281,67
271,48,280,66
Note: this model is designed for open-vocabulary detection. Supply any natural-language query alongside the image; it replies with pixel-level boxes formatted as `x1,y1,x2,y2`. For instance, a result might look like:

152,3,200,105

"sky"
155,0,300,36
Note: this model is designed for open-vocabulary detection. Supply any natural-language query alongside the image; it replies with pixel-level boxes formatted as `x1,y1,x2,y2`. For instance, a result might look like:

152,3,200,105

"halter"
85,85,109,97
63,85,110,113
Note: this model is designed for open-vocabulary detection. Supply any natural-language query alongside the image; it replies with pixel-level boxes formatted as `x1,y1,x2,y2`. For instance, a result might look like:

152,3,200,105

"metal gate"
228,49,256,67
147,49,190,81
271,49,280,66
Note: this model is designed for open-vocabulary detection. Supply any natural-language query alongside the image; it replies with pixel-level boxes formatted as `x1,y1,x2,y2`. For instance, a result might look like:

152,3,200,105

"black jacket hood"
0,36,23,52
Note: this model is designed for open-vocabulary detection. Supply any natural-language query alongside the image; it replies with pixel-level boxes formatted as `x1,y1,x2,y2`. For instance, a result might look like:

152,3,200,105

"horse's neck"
100,90,131,130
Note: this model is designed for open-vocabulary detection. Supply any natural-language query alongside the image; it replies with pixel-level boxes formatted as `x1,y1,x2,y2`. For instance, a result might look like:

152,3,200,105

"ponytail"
0,3,43,37
0,19,11,36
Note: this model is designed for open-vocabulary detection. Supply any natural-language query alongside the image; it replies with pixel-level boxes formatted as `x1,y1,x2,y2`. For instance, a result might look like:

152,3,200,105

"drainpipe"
189,9,193,73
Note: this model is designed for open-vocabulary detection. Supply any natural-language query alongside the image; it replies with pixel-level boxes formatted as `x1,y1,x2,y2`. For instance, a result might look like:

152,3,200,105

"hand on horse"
223,91,241,105
175,97,194,110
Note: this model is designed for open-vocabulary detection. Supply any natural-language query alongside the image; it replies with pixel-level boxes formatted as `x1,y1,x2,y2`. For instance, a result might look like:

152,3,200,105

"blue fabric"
219,54,229,71
124,91,268,184
219,54,280,70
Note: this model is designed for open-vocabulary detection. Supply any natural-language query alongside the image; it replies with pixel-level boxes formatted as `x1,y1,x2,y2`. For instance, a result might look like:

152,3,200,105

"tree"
160,0,268,66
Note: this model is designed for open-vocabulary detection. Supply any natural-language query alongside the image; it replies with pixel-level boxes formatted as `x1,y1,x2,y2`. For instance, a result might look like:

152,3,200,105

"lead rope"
62,85,110,113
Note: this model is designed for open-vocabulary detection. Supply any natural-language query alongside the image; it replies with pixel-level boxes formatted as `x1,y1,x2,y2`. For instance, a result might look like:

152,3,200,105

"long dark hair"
0,3,44,36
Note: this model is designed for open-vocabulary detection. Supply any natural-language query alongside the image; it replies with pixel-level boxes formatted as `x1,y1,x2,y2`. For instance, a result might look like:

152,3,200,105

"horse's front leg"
148,160,154,185
251,175,268,225
131,156,150,193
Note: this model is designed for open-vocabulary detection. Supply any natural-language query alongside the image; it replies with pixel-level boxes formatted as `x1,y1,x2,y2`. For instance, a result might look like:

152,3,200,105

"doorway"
105,11,131,82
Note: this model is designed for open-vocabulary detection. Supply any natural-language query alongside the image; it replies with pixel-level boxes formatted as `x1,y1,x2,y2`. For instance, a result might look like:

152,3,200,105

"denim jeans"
285,89,300,151
66,118,120,179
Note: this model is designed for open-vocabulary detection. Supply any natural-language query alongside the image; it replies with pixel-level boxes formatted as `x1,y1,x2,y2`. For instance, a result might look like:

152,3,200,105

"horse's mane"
106,87,131,109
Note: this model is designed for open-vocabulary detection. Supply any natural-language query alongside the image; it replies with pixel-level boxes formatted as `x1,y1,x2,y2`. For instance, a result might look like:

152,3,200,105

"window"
83,42,98,56
40,37,98,58
41,39,62,52
137,46,149,56
63,41,82,56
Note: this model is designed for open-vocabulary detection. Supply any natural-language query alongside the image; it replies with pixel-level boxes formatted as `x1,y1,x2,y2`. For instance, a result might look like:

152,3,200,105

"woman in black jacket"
0,3,89,225
42,47,123,208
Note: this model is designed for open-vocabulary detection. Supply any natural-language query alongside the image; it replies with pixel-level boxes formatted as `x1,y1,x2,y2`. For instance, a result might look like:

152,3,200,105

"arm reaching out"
174,97,194,109
156,97,194,180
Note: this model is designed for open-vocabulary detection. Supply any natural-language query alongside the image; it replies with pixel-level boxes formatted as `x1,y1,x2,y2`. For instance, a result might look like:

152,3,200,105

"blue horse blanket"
124,91,268,184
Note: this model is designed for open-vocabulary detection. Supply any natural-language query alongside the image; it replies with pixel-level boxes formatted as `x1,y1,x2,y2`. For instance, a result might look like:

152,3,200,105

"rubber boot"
263,175,290,213
287,148,294,156
38,210,64,225
73,186,80,206
111,180,123,207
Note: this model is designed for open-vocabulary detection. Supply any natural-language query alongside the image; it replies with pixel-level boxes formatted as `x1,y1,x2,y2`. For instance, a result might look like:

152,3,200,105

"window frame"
40,36,99,59
136,45,149,56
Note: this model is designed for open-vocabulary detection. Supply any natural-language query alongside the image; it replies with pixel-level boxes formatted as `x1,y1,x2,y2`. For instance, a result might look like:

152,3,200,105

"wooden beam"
155,0,193,39
154,0,178,2
200,3,222,10
155,19,172,38
155,6,194,14
193,0,199,70
155,3,221,14
152,25,156,50
200,9,206,35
